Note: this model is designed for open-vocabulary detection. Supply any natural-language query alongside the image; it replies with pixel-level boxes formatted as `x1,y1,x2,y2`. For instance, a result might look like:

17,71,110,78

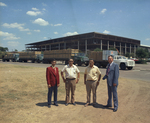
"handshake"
102,75,107,80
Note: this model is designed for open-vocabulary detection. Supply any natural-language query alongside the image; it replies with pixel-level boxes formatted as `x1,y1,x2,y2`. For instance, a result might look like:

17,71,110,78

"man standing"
84,59,101,107
61,59,80,106
46,59,60,108
103,55,119,112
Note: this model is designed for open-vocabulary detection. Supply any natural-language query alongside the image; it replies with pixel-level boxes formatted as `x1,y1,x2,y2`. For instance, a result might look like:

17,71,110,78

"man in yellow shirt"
84,59,101,107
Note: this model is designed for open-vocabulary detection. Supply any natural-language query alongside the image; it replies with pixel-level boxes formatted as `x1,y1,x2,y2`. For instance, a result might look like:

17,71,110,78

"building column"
107,41,109,50
45,45,46,51
100,40,102,50
114,42,116,48
130,44,131,54
134,45,136,57
120,43,121,55
64,42,66,49
58,43,60,50
78,41,79,50
125,43,127,54
49,45,51,50
85,40,87,55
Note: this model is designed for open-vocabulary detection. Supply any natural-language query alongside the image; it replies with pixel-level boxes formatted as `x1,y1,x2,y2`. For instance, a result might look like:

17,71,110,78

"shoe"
48,105,51,108
93,104,96,107
65,103,68,106
72,103,76,105
84,103,89,107
113,108,118,112
104,105,112,108
54,103,59,106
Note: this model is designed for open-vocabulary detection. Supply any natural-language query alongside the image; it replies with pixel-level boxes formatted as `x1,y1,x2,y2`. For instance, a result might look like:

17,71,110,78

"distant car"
130,58,139,61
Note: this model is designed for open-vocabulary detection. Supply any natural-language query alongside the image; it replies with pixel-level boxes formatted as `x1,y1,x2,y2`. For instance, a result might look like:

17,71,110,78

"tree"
136,48,148,59
0,46,8,52
125,52,130,58
15,49,18,52
94,48,102,51
109,47,117,51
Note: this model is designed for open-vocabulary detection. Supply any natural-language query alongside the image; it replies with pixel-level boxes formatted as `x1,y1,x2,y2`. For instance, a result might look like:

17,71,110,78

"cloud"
34,30,40,32
64,32,78,36
42,3,47,6
32,8,39,11
7,41,19,47
103,30,110,34
0,31,20,40
2,23,30,31
54,32,58,34
100,8,107,14
26,11,42,16
146,38,150,41
43,8,46,11
0,2,7,6
27,32,32,35
32,18,49,26
54,24,62,26
26,7,43,16
43,37,47,39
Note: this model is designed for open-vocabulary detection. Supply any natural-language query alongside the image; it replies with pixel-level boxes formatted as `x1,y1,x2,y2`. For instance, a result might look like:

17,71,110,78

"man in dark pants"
46,59,60,108
103,55,119,112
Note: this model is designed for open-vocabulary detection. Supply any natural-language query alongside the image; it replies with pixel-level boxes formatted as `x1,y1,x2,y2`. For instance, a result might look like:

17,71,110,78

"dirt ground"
0,63,150,123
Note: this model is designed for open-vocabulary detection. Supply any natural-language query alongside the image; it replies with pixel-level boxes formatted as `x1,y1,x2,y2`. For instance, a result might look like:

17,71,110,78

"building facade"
25,32,140,55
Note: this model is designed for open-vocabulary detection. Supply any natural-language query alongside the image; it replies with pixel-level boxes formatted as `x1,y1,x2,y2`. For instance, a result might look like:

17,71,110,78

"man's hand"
63,79,66,83
76,79,79,84
57,84,60,87
97,81,99,86
113,83,117,87
48,84,51,88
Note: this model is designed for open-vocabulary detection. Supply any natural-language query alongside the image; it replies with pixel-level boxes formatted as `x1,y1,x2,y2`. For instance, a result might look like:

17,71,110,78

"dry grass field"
0,63,150,123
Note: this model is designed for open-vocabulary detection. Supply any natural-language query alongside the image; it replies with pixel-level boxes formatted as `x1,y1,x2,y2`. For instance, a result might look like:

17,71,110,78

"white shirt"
109,62,114,67
61,64,80,79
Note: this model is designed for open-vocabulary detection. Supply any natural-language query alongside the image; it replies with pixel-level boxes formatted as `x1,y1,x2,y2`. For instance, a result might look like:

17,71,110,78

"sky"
0,0,150,51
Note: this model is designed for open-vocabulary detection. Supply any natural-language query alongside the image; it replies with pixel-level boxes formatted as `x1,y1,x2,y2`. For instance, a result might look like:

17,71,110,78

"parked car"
130,58,139,61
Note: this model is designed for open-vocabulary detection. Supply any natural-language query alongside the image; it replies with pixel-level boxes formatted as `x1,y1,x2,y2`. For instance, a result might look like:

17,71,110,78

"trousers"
107,84,118,109
48,82,57,105
86,80,97,104
65,79,76,103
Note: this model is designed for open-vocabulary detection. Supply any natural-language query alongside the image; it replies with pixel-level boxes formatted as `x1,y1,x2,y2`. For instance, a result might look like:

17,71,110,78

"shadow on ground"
36,100,113,110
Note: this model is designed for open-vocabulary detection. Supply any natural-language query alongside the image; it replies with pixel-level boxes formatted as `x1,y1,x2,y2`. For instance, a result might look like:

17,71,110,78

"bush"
94,48,102,52
135,60,147,64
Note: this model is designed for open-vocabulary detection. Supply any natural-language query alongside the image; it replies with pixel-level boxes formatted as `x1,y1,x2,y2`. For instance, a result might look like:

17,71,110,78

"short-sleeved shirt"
61,64,80,79
84,65,101,81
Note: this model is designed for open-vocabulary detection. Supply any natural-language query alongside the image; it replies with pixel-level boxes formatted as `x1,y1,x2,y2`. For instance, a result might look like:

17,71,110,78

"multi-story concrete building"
25,32,140,55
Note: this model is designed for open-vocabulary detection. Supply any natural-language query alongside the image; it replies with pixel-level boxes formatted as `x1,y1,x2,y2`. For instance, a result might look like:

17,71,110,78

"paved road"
1,61,150,82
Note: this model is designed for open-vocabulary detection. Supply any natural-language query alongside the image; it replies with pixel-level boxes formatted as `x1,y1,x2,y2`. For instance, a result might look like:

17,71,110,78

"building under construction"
25,32,140,55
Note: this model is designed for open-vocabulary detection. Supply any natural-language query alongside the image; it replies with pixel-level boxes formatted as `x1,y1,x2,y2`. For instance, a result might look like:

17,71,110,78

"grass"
0,63,150,123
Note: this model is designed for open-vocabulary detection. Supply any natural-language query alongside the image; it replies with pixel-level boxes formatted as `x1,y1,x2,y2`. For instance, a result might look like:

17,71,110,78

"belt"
87,80,96,82
66,78,76,80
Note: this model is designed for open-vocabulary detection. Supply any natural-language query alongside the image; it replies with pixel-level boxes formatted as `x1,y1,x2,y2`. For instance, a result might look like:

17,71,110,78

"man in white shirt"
61,59,80,106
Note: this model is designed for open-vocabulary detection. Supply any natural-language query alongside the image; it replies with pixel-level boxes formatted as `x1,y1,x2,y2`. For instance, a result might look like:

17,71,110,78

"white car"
113,55,135,70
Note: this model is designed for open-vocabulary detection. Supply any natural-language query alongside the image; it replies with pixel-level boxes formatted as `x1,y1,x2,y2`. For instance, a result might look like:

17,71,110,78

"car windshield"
117,56,127,59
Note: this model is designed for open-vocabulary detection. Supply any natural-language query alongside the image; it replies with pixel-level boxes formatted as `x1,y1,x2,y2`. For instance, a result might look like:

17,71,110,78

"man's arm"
84,74,87,85
46,68,51,88
113,64,119,86
76,72,80,84
61,71,66,83
57,68,60,87
97,74,101,86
